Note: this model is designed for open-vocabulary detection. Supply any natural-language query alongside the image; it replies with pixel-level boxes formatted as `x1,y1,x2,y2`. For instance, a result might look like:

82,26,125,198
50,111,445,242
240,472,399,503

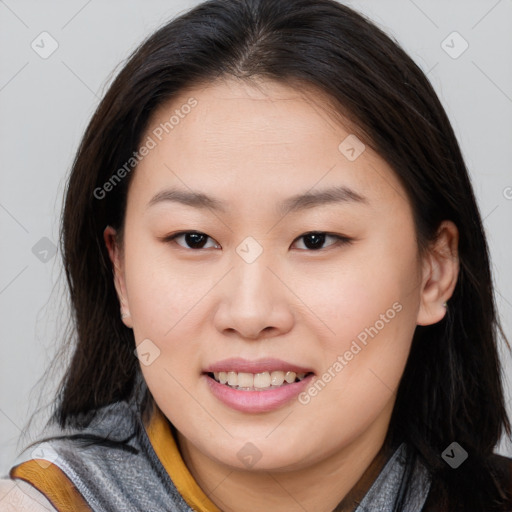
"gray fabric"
14,382,194,512
353,442,431,512
14,382,431,512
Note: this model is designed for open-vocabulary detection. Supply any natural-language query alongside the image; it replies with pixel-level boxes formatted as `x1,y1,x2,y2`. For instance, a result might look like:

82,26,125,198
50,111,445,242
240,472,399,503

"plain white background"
0,0,511,476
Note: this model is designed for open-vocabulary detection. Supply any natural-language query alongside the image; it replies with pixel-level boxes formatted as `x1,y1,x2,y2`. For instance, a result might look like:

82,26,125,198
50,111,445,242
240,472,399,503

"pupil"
186,233,206,248
304,233,325,250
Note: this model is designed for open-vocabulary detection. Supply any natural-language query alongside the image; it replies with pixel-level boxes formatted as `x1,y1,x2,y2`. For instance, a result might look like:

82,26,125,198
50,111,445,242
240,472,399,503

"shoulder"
488,451,512,472
5,400,142,512
488,452,512,492
0,478,57,511
422,451,512,512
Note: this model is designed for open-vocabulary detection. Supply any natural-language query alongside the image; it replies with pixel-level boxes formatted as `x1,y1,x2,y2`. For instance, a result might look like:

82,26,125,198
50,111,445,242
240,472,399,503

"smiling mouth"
206,370,313,391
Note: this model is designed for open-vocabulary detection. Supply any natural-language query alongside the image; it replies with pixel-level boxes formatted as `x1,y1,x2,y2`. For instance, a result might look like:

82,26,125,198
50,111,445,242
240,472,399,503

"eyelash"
162,231,353,252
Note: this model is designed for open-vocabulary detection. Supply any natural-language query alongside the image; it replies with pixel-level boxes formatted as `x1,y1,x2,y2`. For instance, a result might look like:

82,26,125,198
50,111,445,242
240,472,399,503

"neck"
176,401,396,512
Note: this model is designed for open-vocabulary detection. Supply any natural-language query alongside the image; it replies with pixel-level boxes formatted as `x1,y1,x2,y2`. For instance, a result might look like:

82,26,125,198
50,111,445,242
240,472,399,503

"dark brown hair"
48,0,510,509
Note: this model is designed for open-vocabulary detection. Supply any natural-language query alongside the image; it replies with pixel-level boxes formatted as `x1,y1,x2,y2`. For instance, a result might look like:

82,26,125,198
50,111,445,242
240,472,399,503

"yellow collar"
144,406,222,512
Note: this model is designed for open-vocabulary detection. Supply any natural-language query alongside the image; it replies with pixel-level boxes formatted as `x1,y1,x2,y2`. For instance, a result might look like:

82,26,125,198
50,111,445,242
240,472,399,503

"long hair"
53,0,510,508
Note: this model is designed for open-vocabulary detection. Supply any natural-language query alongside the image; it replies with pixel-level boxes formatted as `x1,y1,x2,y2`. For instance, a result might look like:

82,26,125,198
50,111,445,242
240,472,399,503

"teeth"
254,372,271,388
237,372,253,388
211,370,309,390
284,371,296,383
270,371,285,386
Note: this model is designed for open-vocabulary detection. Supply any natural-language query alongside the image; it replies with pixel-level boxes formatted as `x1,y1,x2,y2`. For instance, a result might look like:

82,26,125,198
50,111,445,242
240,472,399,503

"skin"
105,78,459,512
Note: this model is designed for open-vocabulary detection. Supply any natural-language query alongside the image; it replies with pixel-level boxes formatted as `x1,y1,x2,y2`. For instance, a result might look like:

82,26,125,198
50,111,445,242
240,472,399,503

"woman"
2,0,511,510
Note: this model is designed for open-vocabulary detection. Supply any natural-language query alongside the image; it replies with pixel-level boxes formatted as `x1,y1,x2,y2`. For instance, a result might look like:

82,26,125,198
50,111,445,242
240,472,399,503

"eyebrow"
147,185,368,215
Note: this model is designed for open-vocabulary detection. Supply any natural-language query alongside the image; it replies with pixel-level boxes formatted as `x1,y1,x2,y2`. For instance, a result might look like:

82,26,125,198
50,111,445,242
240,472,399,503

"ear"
104,226,133,329
416,220,459,326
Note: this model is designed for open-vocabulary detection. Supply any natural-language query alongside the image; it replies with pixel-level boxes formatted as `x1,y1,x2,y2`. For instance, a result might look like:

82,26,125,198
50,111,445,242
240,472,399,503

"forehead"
129,78,410,216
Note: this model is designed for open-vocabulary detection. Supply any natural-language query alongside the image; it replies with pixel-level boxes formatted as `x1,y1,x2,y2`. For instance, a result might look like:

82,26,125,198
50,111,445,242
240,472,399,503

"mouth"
206,370,313,391
202,358,316,411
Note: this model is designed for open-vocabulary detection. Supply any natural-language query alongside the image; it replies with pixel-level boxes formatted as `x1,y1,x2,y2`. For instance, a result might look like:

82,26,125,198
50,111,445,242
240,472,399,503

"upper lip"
203,358,314,374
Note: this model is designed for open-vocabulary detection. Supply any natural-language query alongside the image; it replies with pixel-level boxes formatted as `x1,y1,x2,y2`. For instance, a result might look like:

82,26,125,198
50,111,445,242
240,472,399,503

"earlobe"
416,220,459,326
103,226,133,328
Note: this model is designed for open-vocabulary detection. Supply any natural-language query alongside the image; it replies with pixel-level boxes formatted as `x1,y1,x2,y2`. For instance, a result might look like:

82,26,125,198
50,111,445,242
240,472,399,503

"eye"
162,230,352,251
166,231,220,250
292,232,352,251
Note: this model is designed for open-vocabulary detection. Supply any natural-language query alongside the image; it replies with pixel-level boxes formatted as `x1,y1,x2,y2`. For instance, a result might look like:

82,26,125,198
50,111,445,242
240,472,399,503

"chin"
203,434,318,473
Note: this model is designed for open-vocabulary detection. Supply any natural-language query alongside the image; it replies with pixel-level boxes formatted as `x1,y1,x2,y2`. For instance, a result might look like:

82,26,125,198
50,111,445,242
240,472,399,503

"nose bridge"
232,246,275,303
230,234,273,289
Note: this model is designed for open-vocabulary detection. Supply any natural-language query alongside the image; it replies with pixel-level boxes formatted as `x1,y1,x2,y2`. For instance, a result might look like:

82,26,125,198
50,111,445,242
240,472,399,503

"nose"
213,254,295,340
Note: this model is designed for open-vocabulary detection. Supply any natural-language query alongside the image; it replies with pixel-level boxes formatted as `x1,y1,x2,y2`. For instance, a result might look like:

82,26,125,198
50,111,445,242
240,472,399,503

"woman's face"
108,79,452,472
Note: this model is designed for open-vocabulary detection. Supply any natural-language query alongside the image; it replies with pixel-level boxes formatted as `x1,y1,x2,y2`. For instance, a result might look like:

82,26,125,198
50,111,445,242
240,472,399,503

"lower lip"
203,373,315,413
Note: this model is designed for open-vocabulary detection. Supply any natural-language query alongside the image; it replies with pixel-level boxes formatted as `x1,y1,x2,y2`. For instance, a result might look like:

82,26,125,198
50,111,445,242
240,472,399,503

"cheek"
296,237,419,344
297,235,420,395
124,243,208,417
120,238,202,389
123,234,200,335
